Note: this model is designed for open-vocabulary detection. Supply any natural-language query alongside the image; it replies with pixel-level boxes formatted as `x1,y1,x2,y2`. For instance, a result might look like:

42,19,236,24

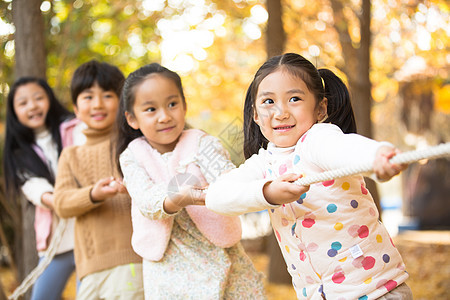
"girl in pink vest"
3,77,85,300
206,53,413,299
115,63,265,299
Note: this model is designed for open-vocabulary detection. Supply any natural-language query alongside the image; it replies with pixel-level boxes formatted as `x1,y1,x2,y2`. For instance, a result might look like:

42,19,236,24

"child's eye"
289,96,302,102
145,107,156,112
168,101,178,108
262,99,274,104
16,100,27,107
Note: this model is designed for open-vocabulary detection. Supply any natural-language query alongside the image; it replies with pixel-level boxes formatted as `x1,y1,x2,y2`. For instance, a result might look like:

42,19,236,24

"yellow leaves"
53,1,69,22
435,84,450,114
372,80,398,103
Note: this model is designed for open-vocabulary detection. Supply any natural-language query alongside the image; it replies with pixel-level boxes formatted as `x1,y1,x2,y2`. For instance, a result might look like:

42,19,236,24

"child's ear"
253,106,261,126
73,105,80,119
125,111,139,130
317,98,328,122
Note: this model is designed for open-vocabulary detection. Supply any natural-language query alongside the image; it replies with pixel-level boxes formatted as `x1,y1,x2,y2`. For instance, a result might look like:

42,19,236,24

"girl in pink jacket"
116,63,265,299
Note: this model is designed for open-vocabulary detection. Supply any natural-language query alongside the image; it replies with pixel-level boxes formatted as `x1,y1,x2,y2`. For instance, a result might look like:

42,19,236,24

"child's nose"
274,104,289,120
92,96,103,108
28,99,39,110
158,109,171,122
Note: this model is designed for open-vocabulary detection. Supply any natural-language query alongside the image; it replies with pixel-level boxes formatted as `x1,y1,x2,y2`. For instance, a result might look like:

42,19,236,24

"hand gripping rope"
7,142,450,300
295,142,450,186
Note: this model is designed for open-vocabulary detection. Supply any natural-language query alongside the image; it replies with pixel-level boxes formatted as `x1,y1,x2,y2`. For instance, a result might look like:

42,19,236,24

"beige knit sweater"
54,126,141,279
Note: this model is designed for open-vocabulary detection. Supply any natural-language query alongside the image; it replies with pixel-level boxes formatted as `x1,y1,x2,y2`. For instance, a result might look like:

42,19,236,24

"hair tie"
318,113,328,123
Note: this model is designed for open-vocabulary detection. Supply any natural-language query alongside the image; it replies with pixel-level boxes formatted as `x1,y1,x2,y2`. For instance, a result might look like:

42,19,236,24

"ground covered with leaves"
1,230,449,299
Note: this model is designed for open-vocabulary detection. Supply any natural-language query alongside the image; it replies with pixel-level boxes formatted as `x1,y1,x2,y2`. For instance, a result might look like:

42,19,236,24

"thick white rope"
7,142,450,299
8,219,67,300
295,142,450,186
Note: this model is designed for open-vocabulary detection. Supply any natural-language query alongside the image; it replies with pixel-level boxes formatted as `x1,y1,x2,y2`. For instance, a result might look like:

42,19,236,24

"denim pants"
31,250,76,300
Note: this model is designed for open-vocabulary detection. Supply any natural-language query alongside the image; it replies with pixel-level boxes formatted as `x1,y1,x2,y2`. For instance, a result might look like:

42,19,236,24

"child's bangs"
96,71,119,93
282,65,314,90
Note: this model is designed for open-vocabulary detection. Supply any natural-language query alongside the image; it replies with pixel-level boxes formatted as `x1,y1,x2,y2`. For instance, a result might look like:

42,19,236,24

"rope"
295,142,450,186
8,219,68,300
7,142,450,299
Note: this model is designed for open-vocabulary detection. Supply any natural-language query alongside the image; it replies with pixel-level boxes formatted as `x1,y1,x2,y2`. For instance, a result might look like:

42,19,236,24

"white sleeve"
205,152,279,216
72,121,87,146
302,124,393,173
21,177,54,207
120,148,174,220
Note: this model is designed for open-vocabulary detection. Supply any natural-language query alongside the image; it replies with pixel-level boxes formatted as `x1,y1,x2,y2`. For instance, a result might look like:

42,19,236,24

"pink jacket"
33,117,81,251
127,129,242,261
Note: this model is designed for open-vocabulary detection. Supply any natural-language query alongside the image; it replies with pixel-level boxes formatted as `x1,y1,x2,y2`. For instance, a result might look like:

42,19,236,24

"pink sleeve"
60,118,81,147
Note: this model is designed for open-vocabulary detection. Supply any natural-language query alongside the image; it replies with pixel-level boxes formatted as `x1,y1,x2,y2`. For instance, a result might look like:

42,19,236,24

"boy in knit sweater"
54,60,144,299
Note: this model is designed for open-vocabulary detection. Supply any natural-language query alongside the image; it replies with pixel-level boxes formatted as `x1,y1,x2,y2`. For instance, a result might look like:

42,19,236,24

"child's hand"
164,185,206,214
109,178,128,194
90,177,125,203
373,146,408,181
41,192,54,210
263,173,310,205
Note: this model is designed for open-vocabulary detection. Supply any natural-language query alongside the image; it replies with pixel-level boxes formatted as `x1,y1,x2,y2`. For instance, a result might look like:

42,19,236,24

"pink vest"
33,117,81,251
32,144,53,251
127,129,242,261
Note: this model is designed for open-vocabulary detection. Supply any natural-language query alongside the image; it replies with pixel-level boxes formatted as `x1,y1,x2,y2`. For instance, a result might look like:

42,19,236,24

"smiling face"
253,69,327,148
74,82,119,131
13,82,50,132
125,74,186,154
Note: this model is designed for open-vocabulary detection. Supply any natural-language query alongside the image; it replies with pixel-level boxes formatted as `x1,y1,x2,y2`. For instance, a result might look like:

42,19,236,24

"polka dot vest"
263,127,409,300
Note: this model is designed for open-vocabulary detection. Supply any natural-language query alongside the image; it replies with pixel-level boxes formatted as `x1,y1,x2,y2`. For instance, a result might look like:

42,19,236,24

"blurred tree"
263,0,292,285
0,283,5,300
12,0,46,79
8,1,46,298
328,0,382,214
330,0,372,137
266,0,285,58
45,0,162,105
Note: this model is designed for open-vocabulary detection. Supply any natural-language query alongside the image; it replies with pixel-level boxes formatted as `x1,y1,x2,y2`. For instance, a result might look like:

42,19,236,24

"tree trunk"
265,0,291,284
330,0,382,214
266,231,291,284
15,196,38,300
353,0,372,139
11,1,46,298
330,0,372,138
0,280,6,300
266,0,285,58
12,0,47,79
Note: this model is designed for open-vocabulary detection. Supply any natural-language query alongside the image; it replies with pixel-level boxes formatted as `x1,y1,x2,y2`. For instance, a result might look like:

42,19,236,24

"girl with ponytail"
206,53,412,299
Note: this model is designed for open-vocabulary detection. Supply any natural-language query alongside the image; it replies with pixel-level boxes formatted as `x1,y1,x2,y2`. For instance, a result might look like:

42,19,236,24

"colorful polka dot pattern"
263,131,408,299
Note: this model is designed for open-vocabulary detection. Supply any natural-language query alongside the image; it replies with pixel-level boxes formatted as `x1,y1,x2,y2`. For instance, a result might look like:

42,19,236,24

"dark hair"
3,77,72,199
115,63,186,174
71,60,125,105
243,52,356,159
318,68,356,134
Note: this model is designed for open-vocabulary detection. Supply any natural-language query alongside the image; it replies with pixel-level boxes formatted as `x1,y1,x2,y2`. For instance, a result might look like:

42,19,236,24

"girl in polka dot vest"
206,53,413,300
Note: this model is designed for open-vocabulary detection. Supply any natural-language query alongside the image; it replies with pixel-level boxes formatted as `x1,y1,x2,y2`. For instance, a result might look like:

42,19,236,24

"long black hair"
115,63,186,175
3,77,72,200
243,53,356,159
